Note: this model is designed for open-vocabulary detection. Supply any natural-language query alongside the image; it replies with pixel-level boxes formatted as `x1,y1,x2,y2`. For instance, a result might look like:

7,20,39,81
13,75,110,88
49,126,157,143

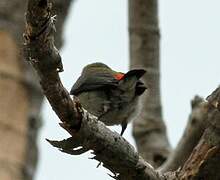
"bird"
70,62,146,135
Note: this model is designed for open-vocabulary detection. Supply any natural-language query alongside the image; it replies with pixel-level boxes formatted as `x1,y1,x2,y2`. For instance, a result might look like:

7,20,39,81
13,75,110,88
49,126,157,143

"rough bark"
0,32,29,180
160,96,207,172
0,0,72,179
164,88,220,180
177,107,220,179
129,0,171,167
23,0,220,179
23,1,165,179
177,127,220,180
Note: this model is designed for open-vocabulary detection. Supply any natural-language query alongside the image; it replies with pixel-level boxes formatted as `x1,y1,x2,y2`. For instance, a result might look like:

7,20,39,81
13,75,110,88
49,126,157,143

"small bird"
70,62,146,135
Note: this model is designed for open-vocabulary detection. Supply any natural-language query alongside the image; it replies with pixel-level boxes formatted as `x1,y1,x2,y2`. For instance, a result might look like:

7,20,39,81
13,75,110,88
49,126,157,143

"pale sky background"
35,0,220,180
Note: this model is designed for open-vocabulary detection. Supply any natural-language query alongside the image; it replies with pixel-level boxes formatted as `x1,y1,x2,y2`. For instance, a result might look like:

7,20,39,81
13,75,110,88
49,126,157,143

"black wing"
123,69,146,79
70,73,119,95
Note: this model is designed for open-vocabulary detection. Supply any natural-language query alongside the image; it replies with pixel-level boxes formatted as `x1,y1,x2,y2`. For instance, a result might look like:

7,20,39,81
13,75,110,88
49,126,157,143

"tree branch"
47,114,162,180
165,87,220,180
24,0,220,179
160,96,208,172
1,0,73,179
23,0,163,179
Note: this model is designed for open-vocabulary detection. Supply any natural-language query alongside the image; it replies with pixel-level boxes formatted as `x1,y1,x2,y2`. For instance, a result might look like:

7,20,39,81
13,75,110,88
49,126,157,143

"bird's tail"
123,69,146,79
119,69,147,95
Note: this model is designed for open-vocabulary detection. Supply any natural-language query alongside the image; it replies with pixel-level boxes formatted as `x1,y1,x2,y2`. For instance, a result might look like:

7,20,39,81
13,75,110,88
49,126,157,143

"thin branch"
23,0,163,179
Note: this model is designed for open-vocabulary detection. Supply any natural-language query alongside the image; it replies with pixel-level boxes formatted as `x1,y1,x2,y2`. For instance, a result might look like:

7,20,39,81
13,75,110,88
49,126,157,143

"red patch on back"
114,73,124,80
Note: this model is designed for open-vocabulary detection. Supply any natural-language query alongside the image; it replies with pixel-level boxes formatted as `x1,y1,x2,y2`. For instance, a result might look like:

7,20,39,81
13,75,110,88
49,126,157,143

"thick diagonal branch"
48,113,163,180
23,0,163,179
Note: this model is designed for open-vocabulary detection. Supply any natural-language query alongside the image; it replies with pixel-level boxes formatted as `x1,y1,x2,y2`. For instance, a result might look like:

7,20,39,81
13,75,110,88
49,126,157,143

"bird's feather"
123,69,146,79
70,73,119,95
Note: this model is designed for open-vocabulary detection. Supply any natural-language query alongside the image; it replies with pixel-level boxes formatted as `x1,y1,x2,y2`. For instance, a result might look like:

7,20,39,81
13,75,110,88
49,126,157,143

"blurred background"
0,0,219,180
35,0,219,179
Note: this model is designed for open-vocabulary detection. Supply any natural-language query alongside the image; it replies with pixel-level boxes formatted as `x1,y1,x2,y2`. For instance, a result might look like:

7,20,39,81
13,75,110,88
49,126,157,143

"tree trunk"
0,32,29,180
0,0,72,179
129,0,171,167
